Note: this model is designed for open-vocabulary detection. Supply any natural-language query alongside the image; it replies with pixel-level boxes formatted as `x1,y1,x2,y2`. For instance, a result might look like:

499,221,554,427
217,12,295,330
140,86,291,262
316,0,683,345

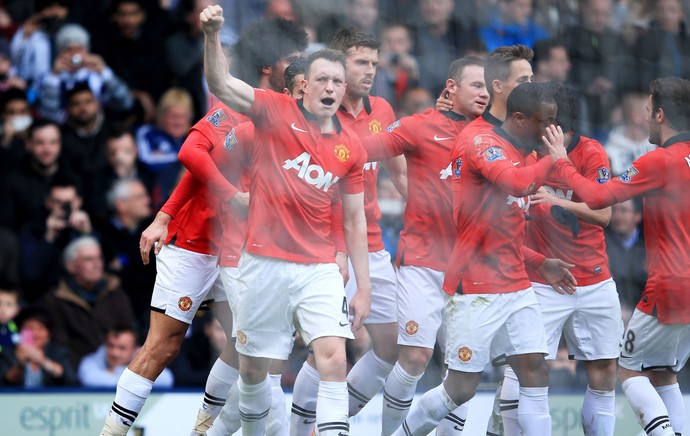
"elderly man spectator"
37,23,133,122
39,236,134,368
78,324,172,387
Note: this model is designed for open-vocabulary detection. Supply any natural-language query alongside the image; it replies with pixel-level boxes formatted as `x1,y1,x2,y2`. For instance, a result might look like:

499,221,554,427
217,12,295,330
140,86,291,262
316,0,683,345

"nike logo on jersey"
283,152,340,191
291,123,308,133
512,161,520,166
434,134,452,141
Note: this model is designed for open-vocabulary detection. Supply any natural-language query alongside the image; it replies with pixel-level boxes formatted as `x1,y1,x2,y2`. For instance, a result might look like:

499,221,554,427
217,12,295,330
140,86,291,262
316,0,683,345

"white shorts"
234,253,354,360
150,244,220,324
396,265,446,349
219,266,241,338
619,309,690,373
535,278,623,360
345,250,397,324
446,288,548,373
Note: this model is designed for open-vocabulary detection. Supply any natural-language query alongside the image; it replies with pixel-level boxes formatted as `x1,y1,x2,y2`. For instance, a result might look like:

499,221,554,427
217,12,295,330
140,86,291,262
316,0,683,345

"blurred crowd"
0,0,683,391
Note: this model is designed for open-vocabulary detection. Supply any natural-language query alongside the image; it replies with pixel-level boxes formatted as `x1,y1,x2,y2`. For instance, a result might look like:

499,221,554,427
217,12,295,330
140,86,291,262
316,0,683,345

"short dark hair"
329,28,380,53
0,87,28,113
305,49,347,79
485,45,534,97
284,57,306,91
66,82,95,103
27,118,60,140
16,305,54,331
0,286,19,299
533,39,566,65
506,82,554,118
108,323,139,344
105,123,134,143
548,83,578,132
650,77,690,132
49,171,83,196
447,56,485,82
234,18,308,87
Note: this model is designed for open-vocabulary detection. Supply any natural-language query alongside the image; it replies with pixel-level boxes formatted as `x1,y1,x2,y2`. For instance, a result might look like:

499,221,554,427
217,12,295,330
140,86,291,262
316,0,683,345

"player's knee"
515,356,549,387
398,346,433,376
315,346,347,380
240,364,268,384
372,340,398,364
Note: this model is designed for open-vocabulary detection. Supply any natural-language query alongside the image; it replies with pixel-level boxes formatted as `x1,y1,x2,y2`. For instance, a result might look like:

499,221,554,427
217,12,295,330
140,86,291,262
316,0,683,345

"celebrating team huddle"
99,4,690,436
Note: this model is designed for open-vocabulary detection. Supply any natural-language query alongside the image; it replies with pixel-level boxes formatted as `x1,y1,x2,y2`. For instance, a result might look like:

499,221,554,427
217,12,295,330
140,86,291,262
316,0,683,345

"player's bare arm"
537,258,577,295
530,186,611,227
335,251,349,284
139,211,171,264
201,5,254,113
381,155,408,200
342,191,371,332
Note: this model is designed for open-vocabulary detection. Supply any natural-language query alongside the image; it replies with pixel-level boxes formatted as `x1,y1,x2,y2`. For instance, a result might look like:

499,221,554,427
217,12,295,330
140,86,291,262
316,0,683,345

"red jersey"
364,109,467,271
554,133,690,324
526,135,612,286
161,103,249,255
443,126,553,295
245,90,366,264
337,96,396,251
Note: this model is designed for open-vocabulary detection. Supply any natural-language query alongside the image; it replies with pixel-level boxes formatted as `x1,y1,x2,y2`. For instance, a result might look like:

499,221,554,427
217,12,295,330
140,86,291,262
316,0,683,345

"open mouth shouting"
321,97,336,108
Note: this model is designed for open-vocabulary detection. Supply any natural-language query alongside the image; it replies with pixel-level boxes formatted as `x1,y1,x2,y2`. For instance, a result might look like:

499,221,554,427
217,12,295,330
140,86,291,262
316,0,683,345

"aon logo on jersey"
363,162,378,171
283,152,340,192
439,163,453,180
506,195,530,211
542,186,573,200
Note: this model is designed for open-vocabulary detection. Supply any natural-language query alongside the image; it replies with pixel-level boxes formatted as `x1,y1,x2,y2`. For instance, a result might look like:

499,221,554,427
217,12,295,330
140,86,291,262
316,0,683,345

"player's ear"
282,88,290,95
302,78,308,94
656,107,665,124
492,79,502,95
445,78,456,94
262,65,272,77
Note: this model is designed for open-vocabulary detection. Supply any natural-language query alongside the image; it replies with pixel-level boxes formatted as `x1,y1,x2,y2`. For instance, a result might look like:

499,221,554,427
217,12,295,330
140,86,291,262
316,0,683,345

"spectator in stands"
95,0,171,123
0,231,19,289
95,179,155,328
412,0,480,97
19,172,92,302
396,86,433,118
37,23,133,122
78,324,173,387
633,0,690,90
373,22,420,109
318,0,381,44
532,39,571,84
40,236,134,368
605,198,647,321
60,83,111,183
0,38,25,93
479,0,549,51
0,286,20,354
0,87,31,172
605,91,656,175
85,126,155,217
135,87,193,207
562,0,623,138
0,305,78,387
0,118,74,231
165,0,213,121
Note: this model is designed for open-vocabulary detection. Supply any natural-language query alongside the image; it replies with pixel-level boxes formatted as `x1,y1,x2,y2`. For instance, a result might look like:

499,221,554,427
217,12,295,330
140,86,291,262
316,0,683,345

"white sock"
206,381,241,436
656,383,685,435
382,362,424,436
316,381,349,435
347,350,394,415
435,401,468,435
266,374,288,436
107,368,154,428
517,386,551,435
393,384,458,436
200,359,239,417
581,386,615,436
290,361,319,436
501,367,521,436
622,377,675,436
238,376,271,435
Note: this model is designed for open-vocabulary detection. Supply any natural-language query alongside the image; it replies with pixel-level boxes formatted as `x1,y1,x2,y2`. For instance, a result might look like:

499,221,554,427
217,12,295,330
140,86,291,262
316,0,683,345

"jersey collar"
298,98,343,134
338,95,373,117
483,106,502,127
661,131,690,148
566,133,581,154
441,110,466,122
494,125,529,154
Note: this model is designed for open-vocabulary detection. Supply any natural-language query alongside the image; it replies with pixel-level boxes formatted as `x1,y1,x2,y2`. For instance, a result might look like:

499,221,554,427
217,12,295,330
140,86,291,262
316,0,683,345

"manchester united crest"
237,330,248,345
458,346,473,362
178,296,193,312
368,119,382,134
334,144,351,163
405,320,419,335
